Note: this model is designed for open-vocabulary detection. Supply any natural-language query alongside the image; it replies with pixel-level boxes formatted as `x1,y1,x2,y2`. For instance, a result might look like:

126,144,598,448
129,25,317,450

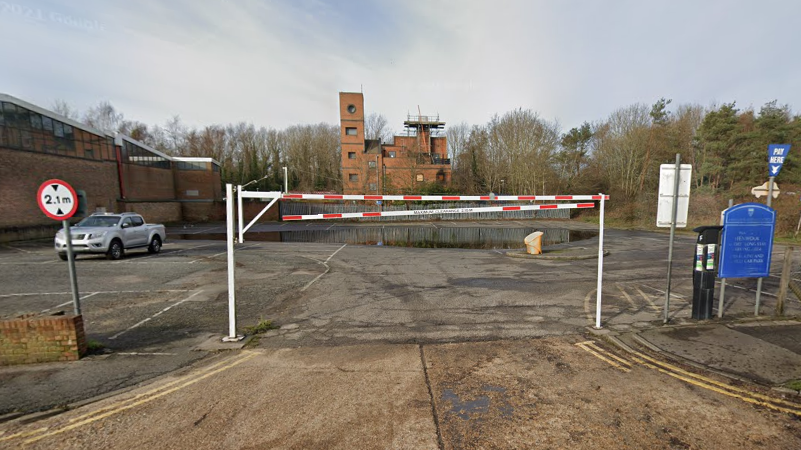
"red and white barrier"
225,186,610,341
280,193,609,201
283,202,595,221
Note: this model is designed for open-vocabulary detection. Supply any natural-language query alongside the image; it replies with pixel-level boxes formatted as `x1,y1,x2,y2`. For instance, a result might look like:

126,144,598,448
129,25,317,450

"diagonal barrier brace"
226,185,610,338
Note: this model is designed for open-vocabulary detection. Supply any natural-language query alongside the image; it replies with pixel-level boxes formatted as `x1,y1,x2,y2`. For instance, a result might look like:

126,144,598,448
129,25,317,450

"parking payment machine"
692,225,723,319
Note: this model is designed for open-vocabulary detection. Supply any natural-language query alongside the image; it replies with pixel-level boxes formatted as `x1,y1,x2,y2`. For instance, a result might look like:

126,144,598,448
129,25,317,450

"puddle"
441,385,514,420
175,227,596,250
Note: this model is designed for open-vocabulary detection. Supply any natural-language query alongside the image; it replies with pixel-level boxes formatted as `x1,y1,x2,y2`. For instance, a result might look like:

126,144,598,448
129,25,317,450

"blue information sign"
768,144,791,177
718,203,776,278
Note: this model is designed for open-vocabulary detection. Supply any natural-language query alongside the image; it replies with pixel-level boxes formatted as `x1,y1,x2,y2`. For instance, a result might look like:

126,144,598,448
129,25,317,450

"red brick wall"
174,166,222,201
0,314,86,365
120,163,175,200
0,147,119,229
121,201,182,224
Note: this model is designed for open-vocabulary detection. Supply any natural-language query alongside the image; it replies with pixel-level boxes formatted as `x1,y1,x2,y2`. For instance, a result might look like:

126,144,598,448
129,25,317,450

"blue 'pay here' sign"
768,144,791,177
718,203,776,278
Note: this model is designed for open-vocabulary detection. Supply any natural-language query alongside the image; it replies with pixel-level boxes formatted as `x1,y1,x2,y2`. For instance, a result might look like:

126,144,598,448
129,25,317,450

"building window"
369,183,377,191
347,104,357,114
177,161,206,170
345,127,357,136
84,149,94,159
368,161,376,168
416,174,424,182
349,174,358,182
388,151,396,158
348,152,356,159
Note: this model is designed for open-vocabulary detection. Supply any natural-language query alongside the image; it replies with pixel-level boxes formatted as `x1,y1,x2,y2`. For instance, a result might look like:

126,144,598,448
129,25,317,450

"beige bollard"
524,231,544,255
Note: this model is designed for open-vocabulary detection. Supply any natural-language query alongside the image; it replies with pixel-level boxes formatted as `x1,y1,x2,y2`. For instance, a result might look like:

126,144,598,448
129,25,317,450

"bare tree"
446,121,470,169
364,113,393,143
51,99,80,121
83,101,124,134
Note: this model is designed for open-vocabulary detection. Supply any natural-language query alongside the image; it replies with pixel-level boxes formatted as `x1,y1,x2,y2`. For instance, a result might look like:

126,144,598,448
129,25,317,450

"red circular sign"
37,179,79,220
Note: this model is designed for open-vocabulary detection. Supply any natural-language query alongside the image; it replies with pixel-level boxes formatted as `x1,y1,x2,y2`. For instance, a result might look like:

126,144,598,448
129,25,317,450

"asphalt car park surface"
1,219,800,447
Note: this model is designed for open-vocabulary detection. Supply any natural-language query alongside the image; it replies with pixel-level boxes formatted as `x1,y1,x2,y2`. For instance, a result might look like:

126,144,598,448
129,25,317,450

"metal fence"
277,225,585,249
279,202,570,222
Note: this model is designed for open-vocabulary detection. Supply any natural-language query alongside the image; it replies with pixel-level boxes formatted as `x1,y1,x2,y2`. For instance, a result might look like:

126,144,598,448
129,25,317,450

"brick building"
0,93,222,242
339,92,451,195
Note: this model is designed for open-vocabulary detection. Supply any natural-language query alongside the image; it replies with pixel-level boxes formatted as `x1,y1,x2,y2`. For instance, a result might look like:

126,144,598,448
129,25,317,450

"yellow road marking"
67,352,245,424
634,286,660,312
582,341,632,368
22,351,258,445
579,339,801,417
629,348,801,409
615,283,638,309
584,290,595,324
630,355,801,416
0,428,48,443
575,342,630,372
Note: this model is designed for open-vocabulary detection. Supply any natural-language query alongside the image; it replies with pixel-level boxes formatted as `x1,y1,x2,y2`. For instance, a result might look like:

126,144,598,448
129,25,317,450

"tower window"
349,174,358,182
345,127,357,136
347,104,357,114
348,152,356,159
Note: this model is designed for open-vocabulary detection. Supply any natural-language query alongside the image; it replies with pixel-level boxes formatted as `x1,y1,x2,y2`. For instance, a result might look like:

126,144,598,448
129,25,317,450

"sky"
2,0,800,134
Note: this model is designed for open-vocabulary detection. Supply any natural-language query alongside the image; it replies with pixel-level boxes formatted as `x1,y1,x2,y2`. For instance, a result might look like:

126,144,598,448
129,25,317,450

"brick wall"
174,167,222,201
0,147,119,229
0,314,86,365
120,164,175,200
121,201,182,224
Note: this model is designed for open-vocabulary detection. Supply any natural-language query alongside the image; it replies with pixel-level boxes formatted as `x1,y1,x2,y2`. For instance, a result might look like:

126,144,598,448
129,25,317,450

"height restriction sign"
37,179,78,220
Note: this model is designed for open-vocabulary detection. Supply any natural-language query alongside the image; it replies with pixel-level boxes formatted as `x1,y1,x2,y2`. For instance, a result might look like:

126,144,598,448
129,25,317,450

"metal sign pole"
718,198,733,318
755,177,775,315
664,154,681,324
63,219,81,316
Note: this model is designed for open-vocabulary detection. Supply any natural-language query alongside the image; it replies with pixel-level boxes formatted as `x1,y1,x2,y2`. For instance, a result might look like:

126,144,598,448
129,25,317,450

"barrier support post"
223,183,243,342
596,193,605,329
237,184,244,244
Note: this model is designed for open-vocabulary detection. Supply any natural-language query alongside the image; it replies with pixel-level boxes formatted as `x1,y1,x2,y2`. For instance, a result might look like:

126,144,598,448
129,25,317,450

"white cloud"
2,0,800,133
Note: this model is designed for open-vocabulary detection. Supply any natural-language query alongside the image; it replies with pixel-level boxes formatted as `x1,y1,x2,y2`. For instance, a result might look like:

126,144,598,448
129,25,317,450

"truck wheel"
148,236,162,254
58,253,68,261
106,240,124,260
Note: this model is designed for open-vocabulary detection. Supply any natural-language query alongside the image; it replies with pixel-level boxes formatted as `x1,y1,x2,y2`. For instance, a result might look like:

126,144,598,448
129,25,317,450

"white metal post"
223,183,242,341
283,167,288,193
595,193,605,329
237,184,244,244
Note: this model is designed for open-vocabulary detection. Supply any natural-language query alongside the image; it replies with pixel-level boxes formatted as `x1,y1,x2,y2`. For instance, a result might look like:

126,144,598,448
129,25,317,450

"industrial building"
0,93,222,242
339,92,451,195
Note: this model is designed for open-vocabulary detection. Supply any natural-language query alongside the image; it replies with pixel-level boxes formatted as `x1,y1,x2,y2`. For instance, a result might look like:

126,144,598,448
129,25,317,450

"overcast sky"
2,0,800,134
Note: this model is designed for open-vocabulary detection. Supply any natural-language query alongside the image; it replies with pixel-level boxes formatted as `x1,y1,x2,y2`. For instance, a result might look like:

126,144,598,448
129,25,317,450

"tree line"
55,97,801,222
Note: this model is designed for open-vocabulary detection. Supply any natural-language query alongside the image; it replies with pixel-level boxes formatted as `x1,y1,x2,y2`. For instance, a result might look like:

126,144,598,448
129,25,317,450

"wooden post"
776,247,794,316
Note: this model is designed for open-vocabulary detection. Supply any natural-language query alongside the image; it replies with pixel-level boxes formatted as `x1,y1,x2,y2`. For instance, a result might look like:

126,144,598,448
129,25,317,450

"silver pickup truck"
55,212,166,260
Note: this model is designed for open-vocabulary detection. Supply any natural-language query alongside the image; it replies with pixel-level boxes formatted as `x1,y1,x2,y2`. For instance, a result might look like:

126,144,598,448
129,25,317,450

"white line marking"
188,244,258,264
326,224,336,230
40,292,99,314
2,245,32,254
108,290,203,340
301,244,347,292
112,243,217,264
